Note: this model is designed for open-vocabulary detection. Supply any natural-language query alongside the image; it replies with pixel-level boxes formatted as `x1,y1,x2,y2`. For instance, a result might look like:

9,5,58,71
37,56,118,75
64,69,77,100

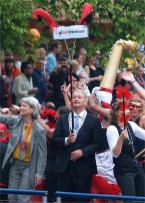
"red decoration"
0,123,11,142
114,83,134,126
91,175,121,203
32,8,58,32
40,108,57,122
80,3,94,25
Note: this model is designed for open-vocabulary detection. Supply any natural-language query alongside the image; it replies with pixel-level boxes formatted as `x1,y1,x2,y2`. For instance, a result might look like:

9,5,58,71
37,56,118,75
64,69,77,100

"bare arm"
61,83,71,109
37,117,54,139
88,95,110,118
121,71,145,99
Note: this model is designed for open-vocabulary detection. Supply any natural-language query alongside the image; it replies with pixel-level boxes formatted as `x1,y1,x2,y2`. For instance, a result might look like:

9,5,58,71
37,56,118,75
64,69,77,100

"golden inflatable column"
93,39,137,106
100,39,137,90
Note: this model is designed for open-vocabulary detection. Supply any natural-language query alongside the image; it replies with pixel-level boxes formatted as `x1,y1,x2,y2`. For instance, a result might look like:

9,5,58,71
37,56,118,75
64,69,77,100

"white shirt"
106,121,145,157
65,109,87,145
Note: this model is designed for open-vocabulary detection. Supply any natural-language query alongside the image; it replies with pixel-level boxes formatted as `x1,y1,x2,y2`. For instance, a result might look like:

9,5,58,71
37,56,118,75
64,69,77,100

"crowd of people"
0,40,145,203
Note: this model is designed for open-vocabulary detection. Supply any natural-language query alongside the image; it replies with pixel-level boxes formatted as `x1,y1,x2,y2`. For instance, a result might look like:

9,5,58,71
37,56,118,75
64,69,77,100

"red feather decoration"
114,83,134,127
80,3,94,25
32,8,58,32
40,108,57,123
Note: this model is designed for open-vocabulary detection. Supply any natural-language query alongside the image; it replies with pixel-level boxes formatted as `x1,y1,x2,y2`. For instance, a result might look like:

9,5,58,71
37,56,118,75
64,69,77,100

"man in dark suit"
52,90,103,202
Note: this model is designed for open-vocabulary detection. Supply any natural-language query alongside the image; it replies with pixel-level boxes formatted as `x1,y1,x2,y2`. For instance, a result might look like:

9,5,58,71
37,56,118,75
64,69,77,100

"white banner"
53,25,89,40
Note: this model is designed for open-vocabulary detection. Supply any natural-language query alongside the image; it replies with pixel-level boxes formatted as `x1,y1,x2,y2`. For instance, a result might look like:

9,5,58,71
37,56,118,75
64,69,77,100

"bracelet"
131,80,136,84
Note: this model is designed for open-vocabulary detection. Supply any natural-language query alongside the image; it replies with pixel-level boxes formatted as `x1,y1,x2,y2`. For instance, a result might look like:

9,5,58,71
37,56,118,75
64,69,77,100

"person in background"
121,71,145,100
1,97,47,203
107,101,145,197
35,48,49,78
84,55,103,93
1,58,21,107
129,97,145,172
79,47,87,65
95,50,102,68
14,61,38,106
46,41,62,74
40,104,57,203
49,56,69,109
0,123,11,201
134,65,145,88
32,58,48,105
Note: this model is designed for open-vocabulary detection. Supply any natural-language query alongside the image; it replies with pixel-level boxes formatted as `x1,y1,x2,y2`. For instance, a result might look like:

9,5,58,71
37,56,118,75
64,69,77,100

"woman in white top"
107,101,145,197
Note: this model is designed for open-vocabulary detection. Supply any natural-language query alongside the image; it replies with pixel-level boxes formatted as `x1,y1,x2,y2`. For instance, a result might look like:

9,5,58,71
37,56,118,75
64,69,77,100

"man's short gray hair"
73,89,88,100
21,97,41,119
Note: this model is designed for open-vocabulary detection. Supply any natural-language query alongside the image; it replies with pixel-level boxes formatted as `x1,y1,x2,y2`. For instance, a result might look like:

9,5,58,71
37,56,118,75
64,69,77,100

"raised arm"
121,71,145,99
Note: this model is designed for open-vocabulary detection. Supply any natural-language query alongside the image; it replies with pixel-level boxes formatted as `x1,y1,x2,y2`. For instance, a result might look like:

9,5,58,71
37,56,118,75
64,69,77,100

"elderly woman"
1,97,47,203
107,101,145,197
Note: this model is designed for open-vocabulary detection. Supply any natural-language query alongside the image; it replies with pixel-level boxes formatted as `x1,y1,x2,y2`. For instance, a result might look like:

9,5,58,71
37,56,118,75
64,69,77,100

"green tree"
0,0,145,62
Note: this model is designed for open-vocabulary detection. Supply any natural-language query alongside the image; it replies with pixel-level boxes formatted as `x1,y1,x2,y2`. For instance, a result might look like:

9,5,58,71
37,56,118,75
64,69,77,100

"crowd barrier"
56,191,145,203
0,188,48,202
1,188,145,202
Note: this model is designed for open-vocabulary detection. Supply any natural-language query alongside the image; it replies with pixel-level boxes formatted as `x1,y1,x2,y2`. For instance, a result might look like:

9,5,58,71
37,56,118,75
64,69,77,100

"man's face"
35,60,45,72
72,91,87,109
55,44,62,54
60,59,68,70
24,64,33,76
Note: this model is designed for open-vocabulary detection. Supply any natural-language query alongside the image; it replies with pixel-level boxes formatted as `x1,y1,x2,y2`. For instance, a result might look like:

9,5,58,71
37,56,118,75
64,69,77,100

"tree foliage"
0,0,145,62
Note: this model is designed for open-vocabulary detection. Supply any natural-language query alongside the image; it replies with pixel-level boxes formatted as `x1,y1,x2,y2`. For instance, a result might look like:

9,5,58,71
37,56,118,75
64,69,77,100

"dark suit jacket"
52,112,103,176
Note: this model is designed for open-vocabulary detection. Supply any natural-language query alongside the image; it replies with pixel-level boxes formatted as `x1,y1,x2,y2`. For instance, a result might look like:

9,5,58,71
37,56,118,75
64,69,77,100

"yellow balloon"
27,28,40,46
30,28,40,42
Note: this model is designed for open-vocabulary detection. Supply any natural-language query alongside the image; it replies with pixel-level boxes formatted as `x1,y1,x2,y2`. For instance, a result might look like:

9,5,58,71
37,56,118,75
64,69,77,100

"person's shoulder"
15,73,25,80
34,120,46,132
140,114,145,121
59,112,69,120
107,125,117,132
87,112,99,121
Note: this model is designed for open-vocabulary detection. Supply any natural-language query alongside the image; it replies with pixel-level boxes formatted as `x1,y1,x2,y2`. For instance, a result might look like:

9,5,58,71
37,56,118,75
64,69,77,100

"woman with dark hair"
107,101,145,196
84,55,103,93
2,58,21,107
0,97,47,203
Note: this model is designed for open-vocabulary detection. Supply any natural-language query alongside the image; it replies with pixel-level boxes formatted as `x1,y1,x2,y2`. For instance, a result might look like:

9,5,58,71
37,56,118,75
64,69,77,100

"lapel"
76,113,89,140
9,116,23,150
30,120,37,156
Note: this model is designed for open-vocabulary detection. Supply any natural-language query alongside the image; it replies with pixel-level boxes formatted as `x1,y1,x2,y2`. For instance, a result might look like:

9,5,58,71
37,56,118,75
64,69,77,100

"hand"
1,108,10,115
120,129,128,140
71,149,83,161
35,177,43,187
67,133,75,144
97,75,103,81
61,82,68,94
10,104,20,115
28,88,39,95
46,128,55,139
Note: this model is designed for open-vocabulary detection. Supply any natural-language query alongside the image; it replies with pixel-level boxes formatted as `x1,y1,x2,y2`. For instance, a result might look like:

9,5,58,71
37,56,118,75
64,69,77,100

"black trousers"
57,161,92,203
44,158,57,202
114,166,145,197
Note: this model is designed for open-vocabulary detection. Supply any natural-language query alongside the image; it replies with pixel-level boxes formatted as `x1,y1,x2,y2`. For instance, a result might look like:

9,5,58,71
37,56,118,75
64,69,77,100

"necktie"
74,115,79,133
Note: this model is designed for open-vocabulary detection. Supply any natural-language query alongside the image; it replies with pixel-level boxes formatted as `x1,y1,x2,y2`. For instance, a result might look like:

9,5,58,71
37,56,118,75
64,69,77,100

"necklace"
19,120,34,151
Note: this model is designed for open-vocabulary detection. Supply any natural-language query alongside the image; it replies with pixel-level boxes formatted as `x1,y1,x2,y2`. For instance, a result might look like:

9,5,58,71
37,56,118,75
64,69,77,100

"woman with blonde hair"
129,97,145,172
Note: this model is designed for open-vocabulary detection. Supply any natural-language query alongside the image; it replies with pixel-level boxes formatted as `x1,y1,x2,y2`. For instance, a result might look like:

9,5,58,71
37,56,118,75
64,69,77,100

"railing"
1,189,145,203
0,188,48,203
56,191,145,203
